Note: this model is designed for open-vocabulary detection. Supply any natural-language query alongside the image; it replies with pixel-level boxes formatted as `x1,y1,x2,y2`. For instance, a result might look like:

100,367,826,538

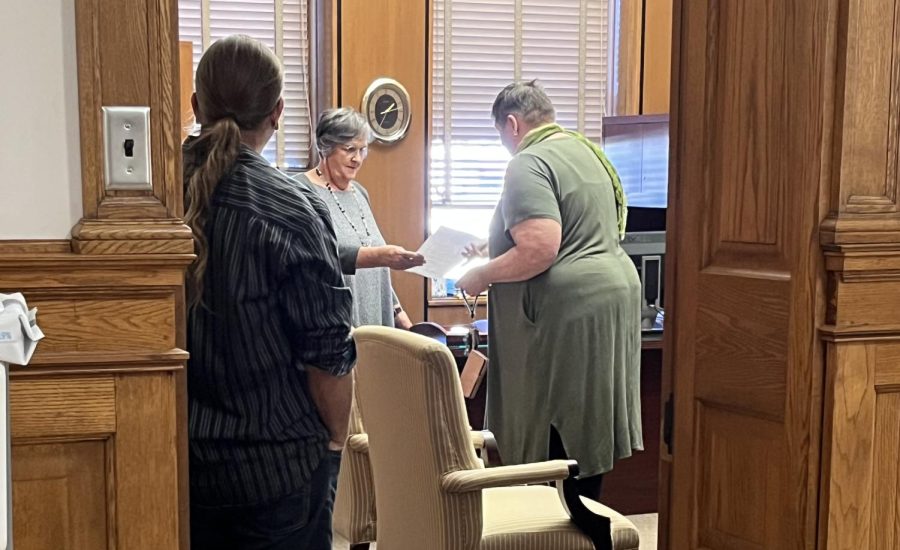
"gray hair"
491,80,556,126
315,107,372,157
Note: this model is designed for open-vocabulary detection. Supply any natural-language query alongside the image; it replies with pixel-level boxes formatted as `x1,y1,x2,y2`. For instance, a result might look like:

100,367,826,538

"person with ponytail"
183,35,354,550
456,80,643,502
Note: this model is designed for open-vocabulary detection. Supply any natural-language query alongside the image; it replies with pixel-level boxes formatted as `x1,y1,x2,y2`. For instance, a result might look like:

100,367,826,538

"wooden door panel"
12,441,109,550
666,0,825,547
695,273,789,420
695,404,787,550
707,1,786,251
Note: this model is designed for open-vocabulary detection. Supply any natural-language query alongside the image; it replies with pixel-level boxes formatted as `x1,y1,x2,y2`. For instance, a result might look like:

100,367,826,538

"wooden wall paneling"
310,0,338,120
30,296,175,354
666,0,828,547
821,0,900,243
830,0,900,215
114,373,180,549
74,0,105,221
611,0,642,116
1,0,192,547
820,270,900,550
816,337,900,549
147,0,182,218
818,0,900,545
0,241,72,255
338,0,428,323
9,377,116,439
180,41,194,142
73,0,192,252
11,441,110,550
818,341,876,550
0,254,186,290
872,344,900,550
642,0,672,114
0,252,191,549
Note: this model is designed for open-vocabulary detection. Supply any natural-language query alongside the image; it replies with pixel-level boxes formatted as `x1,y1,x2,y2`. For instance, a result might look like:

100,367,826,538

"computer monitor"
602,114,669,215
603,115,669,323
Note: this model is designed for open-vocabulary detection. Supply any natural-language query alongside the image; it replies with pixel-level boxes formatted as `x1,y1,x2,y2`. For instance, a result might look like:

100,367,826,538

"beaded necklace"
316,167,372,247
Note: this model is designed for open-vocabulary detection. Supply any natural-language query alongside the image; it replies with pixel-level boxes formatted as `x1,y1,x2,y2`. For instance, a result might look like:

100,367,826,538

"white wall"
0,0,82,239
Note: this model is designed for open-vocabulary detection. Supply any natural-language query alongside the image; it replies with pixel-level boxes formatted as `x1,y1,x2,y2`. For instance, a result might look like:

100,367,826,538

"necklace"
316,167,372,247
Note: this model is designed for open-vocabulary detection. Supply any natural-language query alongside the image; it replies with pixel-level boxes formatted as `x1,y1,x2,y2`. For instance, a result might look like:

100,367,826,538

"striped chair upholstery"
333,374,497,548
353,326,640,550
332,374,377,547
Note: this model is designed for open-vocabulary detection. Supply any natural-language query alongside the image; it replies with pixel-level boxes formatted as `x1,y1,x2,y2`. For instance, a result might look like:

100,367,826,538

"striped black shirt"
186,144,356,506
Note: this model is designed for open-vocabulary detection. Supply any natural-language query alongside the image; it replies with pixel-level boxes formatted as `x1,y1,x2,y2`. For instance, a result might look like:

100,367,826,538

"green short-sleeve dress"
486,136,643,477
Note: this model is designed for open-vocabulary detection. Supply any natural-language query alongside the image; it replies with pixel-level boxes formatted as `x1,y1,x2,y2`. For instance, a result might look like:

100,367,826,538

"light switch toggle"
102,106,151,190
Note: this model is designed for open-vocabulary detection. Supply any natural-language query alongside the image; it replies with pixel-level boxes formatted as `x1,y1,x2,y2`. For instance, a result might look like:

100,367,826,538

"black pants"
190,450,342,550
548,426,604,501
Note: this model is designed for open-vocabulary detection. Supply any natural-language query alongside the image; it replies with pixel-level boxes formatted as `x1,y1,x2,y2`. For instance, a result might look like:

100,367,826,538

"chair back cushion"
353,326,483,549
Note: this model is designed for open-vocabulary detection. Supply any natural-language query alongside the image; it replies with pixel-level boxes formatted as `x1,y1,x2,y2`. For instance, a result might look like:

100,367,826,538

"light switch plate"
102,106,151,190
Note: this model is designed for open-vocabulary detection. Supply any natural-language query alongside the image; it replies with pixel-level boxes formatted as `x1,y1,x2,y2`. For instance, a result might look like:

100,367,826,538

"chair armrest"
441,459,578,493
345,431,492,458
469,430,502,467
346,433,369,453
346,430,497,462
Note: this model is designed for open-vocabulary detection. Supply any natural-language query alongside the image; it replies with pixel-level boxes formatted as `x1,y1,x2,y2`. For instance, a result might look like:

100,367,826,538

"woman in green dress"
457,81,643,500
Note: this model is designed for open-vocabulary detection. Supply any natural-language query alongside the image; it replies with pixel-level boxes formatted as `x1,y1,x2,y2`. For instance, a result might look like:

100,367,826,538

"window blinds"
177,0,312,169
432,0,611,207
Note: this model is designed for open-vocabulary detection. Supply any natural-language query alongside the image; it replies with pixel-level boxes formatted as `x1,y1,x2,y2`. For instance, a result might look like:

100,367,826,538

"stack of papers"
407,226,487,280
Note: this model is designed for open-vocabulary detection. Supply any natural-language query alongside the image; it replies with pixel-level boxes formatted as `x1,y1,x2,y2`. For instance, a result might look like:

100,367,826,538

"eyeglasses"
339,145,368,159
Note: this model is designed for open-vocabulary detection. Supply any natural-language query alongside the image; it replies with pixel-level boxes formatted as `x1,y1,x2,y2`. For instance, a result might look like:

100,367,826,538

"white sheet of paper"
407,226,485,280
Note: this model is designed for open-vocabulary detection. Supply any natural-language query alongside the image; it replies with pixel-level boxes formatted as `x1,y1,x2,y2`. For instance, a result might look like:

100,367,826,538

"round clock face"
362,78,411,144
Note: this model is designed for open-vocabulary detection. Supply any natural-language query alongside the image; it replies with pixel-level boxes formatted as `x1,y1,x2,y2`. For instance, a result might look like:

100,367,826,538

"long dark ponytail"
183,35,283,309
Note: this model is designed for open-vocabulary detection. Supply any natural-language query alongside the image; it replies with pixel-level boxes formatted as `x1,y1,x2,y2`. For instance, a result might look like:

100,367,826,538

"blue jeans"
190,450,342,550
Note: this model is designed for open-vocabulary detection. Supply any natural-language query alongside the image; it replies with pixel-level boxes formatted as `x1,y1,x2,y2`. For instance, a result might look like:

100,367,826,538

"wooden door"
661,1,829,548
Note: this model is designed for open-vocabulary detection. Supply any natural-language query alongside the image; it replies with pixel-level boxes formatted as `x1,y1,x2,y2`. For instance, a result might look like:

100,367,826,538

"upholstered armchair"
352,326,640,550
332,372,499,550
332,374,377,549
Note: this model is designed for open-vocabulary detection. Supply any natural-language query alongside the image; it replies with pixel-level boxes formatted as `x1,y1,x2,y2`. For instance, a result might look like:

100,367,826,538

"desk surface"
641,332,664,351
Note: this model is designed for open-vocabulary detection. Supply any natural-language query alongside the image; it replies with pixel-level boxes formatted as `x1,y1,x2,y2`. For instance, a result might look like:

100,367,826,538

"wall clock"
361,77,411,144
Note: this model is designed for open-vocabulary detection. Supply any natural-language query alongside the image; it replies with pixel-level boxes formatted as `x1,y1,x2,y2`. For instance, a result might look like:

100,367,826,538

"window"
178,0,312,170
431,0,612,237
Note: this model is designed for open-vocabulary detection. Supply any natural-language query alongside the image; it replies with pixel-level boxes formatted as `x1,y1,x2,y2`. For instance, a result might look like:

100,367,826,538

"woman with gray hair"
457,80,643,501
295,107,424,329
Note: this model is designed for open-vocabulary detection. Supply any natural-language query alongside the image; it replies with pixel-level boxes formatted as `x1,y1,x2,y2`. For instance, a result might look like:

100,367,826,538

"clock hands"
378,102,398,127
